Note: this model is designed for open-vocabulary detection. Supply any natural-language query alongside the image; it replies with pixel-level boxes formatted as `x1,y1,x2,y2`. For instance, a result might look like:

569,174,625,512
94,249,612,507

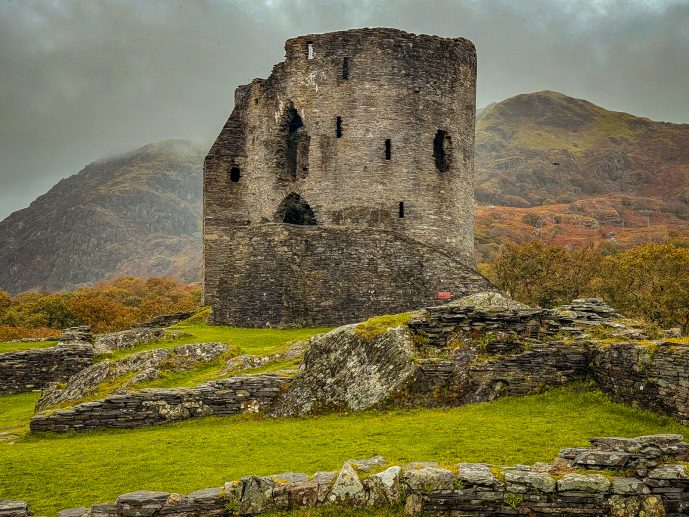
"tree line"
0,277,201,341
481,241,689,332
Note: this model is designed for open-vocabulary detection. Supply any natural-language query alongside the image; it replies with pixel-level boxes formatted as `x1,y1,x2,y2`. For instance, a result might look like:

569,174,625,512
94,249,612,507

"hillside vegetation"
0,276,200,342
0,140,205,294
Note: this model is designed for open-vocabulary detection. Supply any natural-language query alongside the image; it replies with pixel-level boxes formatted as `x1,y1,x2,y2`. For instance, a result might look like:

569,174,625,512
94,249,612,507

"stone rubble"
4,434,688,516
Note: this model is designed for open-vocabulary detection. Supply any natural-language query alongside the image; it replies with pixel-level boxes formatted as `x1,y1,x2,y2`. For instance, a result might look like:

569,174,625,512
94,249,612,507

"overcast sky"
1,0,688,219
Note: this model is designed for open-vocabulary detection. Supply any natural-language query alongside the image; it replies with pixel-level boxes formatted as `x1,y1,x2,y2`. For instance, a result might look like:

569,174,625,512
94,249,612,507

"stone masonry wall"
206,224,496,327
204,28,483,327
5,434,688,516
30,374,289,432
591,342,689,424
0,344,94,395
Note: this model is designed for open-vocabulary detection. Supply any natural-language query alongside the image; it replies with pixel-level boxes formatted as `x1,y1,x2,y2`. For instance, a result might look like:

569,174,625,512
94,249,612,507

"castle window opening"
229,166,241,183
336,116,342,138
342,57,350,80
385,139,391,160
307,42,314,60
433,129,452,172
399,201,404,218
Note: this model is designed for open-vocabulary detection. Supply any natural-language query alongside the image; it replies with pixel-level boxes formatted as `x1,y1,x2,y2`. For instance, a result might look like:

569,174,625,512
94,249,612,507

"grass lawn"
0,340,58,354
1,386,686,515
106,323,333,361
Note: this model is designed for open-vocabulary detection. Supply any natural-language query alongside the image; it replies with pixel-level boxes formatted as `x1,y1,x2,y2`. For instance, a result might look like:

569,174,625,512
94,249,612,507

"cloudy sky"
1,0,688,219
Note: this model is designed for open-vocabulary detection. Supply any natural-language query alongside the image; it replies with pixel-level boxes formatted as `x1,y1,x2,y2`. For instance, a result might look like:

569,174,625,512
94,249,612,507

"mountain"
475,90,689,210
473,91,689,261
2,92,689,293
0,140,204,294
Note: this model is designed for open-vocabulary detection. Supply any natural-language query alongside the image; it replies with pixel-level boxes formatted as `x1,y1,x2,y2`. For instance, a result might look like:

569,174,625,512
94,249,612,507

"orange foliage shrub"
0,277,202,337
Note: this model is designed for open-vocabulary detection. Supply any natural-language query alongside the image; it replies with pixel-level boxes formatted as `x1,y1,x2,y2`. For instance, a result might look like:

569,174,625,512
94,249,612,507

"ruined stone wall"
0,344,94,395
30,375,288,432
205,224,495,327
591,342,689,424
6,435,688,517
204,28,482,326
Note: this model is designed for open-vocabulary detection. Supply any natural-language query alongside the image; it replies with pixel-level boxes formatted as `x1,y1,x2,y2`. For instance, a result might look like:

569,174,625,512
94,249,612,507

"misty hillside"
475,90,689,210
2,91,689,293
0,140,204,294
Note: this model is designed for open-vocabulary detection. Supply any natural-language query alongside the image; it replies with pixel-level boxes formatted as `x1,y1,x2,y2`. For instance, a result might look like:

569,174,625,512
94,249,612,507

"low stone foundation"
591,342,689,424
30,374,289,432
4,434,688,516
0,344,94,395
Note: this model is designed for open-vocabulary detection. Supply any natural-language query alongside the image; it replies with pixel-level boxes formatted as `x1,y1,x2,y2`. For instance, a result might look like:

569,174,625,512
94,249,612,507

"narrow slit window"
385,139,391,160
398,201,404,218
229,166,241,183
336,116,342,138
307,42,314,60
342,57,350,80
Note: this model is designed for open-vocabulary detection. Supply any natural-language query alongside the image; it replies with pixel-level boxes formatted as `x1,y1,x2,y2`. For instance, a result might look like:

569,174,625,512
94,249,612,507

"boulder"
272,325,417,416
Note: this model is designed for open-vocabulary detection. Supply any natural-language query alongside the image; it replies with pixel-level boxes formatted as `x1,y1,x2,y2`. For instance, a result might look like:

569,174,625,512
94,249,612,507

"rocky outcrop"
8,434,689,516
271,325,417,416
36,342,230,409
30,374,289,432
0,344,94,395
93,328,166,354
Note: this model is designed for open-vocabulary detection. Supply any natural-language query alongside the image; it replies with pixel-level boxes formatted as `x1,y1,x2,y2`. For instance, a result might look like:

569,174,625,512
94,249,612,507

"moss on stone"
354,313,413,341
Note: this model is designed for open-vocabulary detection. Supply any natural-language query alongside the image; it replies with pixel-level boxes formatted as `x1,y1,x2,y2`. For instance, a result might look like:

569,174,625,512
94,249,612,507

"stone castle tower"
204,28,493,327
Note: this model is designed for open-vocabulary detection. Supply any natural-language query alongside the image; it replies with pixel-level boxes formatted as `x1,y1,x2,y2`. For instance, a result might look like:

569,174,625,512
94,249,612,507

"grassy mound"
1,385,685,515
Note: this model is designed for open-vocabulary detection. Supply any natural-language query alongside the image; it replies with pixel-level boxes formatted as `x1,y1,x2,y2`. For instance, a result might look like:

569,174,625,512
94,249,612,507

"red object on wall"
437,291,452,299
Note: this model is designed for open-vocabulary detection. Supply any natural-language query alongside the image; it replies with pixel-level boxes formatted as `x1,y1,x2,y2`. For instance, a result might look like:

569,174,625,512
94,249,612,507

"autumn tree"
595,243,689,331
484,240,600,307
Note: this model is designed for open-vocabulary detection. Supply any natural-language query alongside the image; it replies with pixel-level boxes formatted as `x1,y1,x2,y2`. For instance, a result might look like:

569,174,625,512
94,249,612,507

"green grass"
0,391,41,436
0,340,58,354
107,324,333,361
1,386,685,515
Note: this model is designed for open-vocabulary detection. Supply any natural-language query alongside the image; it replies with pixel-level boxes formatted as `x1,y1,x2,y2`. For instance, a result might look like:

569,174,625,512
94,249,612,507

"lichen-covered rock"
457,463,499,487
36,343,229,409
445,292,530,312
366,466,402,507
271,325,417,416
557,473,611,493
94,328,166,354
647,464,687,479
504,469,556,493
328,462,365,506
349,456,387,472
403,466,455,492
237,476,275,514
0,500,31,517
640,495,667,517
612,477,649,495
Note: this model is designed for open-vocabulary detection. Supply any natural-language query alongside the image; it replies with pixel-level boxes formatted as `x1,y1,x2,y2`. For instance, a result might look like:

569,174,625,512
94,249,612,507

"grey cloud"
0,0,687,219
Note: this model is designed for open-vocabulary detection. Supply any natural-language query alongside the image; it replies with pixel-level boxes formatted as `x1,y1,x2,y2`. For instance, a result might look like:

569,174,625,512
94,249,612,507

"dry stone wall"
0,344,94,395
4,434,688,516
591,342,689,424
204,28,487,327
30,375,288,432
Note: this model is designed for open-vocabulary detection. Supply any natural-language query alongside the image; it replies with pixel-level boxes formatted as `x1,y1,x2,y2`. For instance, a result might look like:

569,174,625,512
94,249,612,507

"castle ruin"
203,28,493,327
